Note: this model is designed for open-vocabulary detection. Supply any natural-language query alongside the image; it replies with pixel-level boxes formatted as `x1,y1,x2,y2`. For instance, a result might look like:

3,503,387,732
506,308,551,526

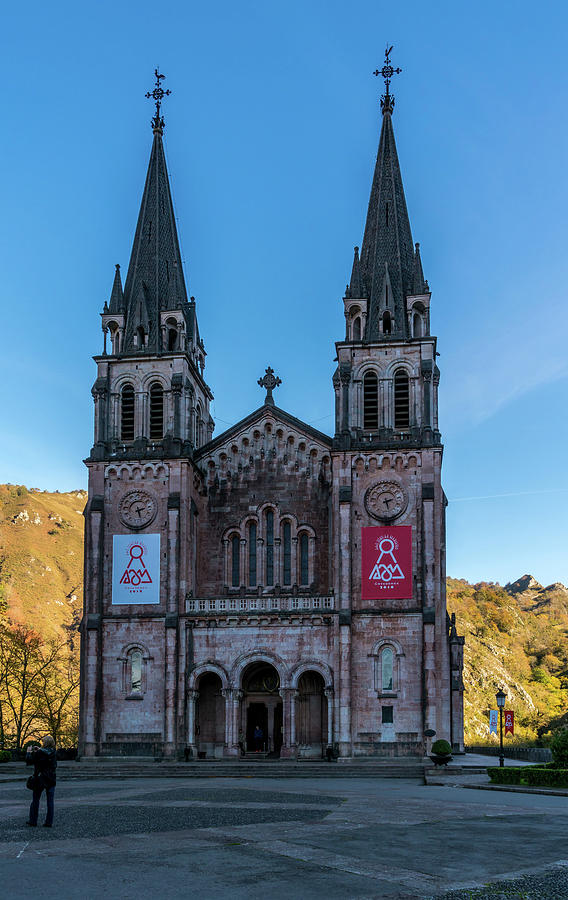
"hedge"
0,750,11,763
487,766,568,788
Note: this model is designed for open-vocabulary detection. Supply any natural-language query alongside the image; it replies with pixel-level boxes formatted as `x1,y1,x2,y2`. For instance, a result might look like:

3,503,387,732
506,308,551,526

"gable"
195,404,332,487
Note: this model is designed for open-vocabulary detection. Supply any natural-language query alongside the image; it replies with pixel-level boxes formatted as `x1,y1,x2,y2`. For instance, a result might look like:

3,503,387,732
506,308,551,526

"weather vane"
373,45,402,112
145,68,171,133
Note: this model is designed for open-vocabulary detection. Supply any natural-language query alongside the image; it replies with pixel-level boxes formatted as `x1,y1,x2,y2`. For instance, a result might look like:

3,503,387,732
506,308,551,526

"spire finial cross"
373,45,402,113
257,367,282,406
145,67,171,134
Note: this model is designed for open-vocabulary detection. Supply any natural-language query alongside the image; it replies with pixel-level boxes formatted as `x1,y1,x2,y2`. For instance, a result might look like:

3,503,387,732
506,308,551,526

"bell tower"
332,50,464,755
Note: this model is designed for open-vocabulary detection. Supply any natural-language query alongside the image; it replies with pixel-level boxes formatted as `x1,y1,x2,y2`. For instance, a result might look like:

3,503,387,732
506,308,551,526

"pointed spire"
411,242,426,295
358,57,416,341
108,263,124,313
122,118,191,352
347,246,363,298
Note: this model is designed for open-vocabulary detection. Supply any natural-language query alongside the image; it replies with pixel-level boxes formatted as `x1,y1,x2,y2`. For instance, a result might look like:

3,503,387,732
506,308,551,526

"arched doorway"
195,672,225,759
297,671,327,758
241,662,282,757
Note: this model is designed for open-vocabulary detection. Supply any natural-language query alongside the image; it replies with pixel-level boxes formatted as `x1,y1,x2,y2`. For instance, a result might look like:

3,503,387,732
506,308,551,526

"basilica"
79,63,464,759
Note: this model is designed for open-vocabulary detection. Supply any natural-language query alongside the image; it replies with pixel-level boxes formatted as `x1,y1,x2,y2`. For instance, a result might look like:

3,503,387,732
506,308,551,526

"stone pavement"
0,775,566,899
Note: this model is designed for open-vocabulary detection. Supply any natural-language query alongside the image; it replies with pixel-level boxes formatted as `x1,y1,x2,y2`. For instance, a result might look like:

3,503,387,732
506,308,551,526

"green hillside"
0,484,567,745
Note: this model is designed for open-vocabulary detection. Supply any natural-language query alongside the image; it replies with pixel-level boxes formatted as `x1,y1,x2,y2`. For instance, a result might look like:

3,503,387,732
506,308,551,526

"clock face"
364,481,408,522
119,490,158,529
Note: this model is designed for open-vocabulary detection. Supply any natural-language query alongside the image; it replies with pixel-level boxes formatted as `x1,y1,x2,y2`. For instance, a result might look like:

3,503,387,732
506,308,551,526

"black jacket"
26,747,57,787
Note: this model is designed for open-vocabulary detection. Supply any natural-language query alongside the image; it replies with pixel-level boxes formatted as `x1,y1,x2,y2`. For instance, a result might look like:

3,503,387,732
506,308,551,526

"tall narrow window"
167,328,177,351
283,522,291,585
352,317,361,341
149,382,164,440
137,325,146,348
363,372,378,431
248,522,257,587
382,310,392,334
130,650,142,693
413,312,422,338
394,369,410,430
121,384,135,441
231,535,240,587
381,647,394,691
300,533,309,585
266,510,274,586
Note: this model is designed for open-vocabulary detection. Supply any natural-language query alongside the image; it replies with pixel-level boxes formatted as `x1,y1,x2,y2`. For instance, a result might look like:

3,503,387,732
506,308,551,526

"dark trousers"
29,785,55,826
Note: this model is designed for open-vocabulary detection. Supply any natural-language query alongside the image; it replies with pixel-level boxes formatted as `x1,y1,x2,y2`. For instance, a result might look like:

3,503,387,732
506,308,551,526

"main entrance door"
242,662,282,756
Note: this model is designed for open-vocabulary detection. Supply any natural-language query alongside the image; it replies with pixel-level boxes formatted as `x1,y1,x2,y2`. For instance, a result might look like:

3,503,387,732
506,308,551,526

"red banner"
361,526,412,601
504,710,514,736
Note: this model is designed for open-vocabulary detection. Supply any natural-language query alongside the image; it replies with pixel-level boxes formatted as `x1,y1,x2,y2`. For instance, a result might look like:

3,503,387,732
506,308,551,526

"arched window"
413,312,422,338
352,316,361,341
381,647,394,692
363,372,378,431
265,510,274,586
195,404,202,447
130,650,142,694
167,328,177,351
248,522,257,587
120,384,135,441
283,521,291,585
382,311,392,334
300,533,309,585
394,369,410,430
137,325,146,348
149,382,164,440
108,322,120,354
231,535,240,587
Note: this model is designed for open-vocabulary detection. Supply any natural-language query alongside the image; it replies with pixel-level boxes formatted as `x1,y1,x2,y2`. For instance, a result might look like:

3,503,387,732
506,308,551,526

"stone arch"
141,371,169,391
187,661,229,691
231,649,288,689
288,659,333,689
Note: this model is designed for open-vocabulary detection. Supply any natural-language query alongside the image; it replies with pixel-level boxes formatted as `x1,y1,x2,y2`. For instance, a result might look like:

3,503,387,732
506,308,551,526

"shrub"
431,740,452,756
0,750,12,763
524,768,568,788
487,767,522,784
551,729,568,767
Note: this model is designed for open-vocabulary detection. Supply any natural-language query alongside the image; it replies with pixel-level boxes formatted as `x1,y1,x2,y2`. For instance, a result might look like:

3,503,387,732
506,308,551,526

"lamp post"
496,688,506,767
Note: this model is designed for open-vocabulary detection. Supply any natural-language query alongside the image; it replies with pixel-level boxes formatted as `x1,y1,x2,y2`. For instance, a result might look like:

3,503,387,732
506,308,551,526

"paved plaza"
0,772,567,898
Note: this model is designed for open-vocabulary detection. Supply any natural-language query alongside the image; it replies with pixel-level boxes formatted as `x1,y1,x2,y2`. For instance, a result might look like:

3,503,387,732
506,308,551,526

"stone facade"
79,87,464,760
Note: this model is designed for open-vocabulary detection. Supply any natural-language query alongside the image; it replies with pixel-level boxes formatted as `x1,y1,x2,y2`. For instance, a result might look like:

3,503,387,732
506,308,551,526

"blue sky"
1,0,567,587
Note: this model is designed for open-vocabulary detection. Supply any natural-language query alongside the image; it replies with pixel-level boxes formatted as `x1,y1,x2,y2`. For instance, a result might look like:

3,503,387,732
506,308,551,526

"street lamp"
496,688,506,768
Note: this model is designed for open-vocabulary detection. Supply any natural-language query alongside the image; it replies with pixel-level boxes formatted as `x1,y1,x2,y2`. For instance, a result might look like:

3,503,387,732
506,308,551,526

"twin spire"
347,47,428,341
107,69,197,353
108,56,426,351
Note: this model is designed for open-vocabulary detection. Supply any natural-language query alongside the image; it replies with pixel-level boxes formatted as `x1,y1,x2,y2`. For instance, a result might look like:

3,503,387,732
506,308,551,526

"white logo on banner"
369,536,405,583
489,710,498,734
112,534,160,605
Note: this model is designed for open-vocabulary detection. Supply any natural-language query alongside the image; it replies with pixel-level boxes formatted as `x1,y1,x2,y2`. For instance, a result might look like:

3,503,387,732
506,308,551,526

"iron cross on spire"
145,67,171,133
373,45,402,113
258,367,282,406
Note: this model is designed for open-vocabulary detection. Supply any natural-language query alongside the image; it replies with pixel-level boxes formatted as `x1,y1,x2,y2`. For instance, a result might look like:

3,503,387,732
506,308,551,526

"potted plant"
429,739,453,766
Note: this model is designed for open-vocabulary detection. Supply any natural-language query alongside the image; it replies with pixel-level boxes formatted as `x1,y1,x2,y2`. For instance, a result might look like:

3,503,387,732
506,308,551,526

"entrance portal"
195,672,225,759
297,671,327,758
241,662,282,756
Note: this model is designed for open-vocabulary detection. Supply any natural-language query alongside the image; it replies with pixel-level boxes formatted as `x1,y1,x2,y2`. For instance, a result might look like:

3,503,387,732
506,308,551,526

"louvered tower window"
149,382,164,440
231,535,240,587
300,533,309,585
283,522,291,585
382,311,392,334
265,510,274,586
121,384,135,441
248,522,257,587
363,372,379,431
394,370,410,430
352,317,361,341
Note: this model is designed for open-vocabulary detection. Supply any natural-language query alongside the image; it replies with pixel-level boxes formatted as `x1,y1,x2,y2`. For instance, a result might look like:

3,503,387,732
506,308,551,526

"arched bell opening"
296,671,327,759
240,662,282,757
195,672,225,759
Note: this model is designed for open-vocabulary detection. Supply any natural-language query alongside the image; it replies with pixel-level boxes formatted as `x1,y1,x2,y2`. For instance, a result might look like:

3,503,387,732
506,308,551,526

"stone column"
187,689,198,748
222,688,233,752
325,687,334,746
267,700,276,753
231,690,243,756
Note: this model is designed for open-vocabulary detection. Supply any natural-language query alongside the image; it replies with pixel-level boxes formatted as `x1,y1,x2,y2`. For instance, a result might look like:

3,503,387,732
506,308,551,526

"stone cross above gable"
258,367,282,406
